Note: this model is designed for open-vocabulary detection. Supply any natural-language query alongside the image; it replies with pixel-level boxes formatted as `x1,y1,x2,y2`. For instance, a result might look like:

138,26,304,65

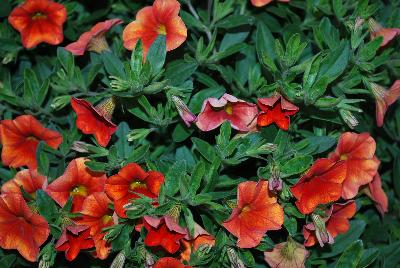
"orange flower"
264,237,309,268
154,257,191,268
123,0,187,57
0,115,63,169
77,192,115,260
180,223,215,262
46,158,107,212
291,159,346,215
105,163,164,218
328,132,380,199
55,225,95,261
251,0,290,7
363,173,388,216
1,169,46,199
222,180,284,248
303,201,356,247
368,18,400,47
65,19,123,56
369,81,400,127
71,97,117,147
0,194,50,262
8,0,67,49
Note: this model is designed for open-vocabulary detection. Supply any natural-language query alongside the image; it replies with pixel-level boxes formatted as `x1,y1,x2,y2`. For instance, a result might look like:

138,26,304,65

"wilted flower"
369,81,400,127
172,95,197,127
264,237,309,268
368,18,400,47
363,173,388,216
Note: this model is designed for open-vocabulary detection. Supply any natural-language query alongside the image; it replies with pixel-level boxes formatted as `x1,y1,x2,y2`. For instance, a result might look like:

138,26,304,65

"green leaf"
192,137,216,162
335,240,364,268
0,255,16,268
215,14,255,29
280,155,313,177
165,60,198,86
115,122,132,159
172,123,194,143
146,35,166,74
130,39,143,75
164,160,186,197
36,190,58,223
394,156,400,198
317,41,350,83
126,144,150,163
357,248,379,268
102,51,126,78
36,141,49,177
256,22,277,67
190,161,205,195
183,207,195,237
57,47,74,74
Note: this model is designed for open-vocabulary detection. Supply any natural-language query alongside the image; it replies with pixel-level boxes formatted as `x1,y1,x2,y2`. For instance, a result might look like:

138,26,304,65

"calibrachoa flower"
257,94,299,131
368,18,400,47
55,225,95,261
223,180,284,248
303,201,356,247
251,0,290,7
123,0,187,57
1,169,46,199
196,93,259,132
291,158,346,215
0,194,50,262
65,19,123,56
46,158,107,212
0,115,62,169
154,257,191,268
8,0,67,49
369,81,400,127
328,132,380,199
105,163,164,218
180,223,215,262
264,237,309,268
77,192,115,260
71,97,118,147
363,173,388,216
143,215,187,254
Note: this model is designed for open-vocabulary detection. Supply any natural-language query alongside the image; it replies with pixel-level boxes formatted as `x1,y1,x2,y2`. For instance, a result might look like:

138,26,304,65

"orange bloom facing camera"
1,169,46,199
8,0,67,49
123,0,187,57
0,115,62,169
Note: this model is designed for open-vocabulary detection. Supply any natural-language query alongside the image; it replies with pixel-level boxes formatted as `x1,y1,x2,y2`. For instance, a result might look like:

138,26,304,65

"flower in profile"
154,257,191,268
143,215,187,254
8,0,67,49
196,94,259,132
368,18,400,47
1,169,46,199
0,115,62,169
77,192,115,259
369,81,400,127
0,194,50,262
65,19,123,56
180,223,215,262
71,97,117,147
251,0,290,7
172,95,197,127
257,94,299,131
264,237,309,268
303,201,356,247
328,132,380,199
55,225,95,261
291,158,346,214
223,180,284,248
363,173,388,216
123,0,187,57
46,158,107,212
105,163,164,218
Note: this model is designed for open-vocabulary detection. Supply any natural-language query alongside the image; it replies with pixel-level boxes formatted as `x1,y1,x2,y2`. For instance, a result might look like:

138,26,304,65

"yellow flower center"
32,12,47,20
26,136,38,141
239,205,251,218
101,214,113,224
129,180,146,191
157,24,167,35
340,154,348,160
70,185,88,197
224,103,233,115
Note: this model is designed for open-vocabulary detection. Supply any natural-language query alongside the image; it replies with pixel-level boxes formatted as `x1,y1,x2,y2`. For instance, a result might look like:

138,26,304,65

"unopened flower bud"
339,109,359,129
110,251,126,268
171,95,197,127
311,213,333,247
127,128,153,141
226,247,245,268
51,95,71,110
71,141,90,153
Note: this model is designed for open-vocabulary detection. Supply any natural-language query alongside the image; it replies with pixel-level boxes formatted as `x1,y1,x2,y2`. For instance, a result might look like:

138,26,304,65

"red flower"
180,223,215,262
222,180,284,248
291,159,346,215
303,201,356,247
251,0,290,7
257,94,299,131
363,173,388,216
328,132,380,199
196,93,259,132
1,169,46,199
143,215,187,254
264,237,309,268
0,194,50,262
77,192,115,259
123,0,187,57
370,81,400,127
46,158,106,212
65,19,123,56
0,115,62,169
71,97,117,147
368,18,400,47
55,225,95,261
105,163,164,218
154,257,191,268
8,0,67,49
